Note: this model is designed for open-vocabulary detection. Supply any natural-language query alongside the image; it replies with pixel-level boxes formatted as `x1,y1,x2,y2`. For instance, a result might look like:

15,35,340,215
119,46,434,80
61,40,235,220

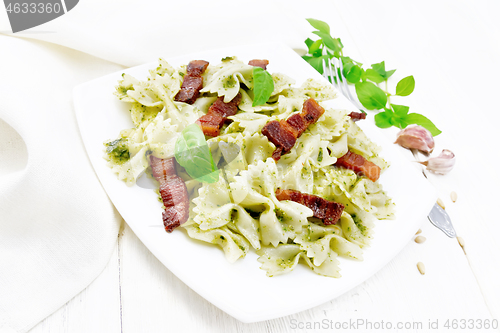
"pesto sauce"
274,208,287,222
318,148,323,162
105,138,130,165
117,86,130,96
223,77,236,89
351,214,367,236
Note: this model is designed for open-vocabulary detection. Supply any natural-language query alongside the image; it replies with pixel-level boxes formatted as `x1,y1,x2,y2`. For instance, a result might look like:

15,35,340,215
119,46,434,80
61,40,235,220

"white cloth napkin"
0,1,309,332
0,36,123,333
0,0,310,67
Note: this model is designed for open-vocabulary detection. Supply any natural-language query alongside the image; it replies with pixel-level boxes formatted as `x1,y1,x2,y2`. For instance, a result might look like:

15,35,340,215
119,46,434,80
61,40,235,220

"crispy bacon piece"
196,114,224,137
348,111,366,122
174,60,209,104
335,151,381,182
248,59,269,70
275,189,344,225
262,98,325,160
175,76,203,104
186,60,209,76
196,93,242,137
149,155,189,232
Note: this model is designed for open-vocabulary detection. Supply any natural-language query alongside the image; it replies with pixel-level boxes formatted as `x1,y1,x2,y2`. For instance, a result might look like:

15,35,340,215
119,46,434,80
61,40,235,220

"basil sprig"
374,104,441,136
252,67,274,107
174,124,219,183
303,18,441,136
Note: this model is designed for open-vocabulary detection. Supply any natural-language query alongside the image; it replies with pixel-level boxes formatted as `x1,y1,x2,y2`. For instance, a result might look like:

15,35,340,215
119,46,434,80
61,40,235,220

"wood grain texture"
116,223,492,332
28,242,121,333
27,1,500,332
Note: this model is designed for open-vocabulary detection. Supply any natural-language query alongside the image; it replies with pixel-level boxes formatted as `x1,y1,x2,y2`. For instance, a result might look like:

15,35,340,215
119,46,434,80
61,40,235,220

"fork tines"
322,58,360,109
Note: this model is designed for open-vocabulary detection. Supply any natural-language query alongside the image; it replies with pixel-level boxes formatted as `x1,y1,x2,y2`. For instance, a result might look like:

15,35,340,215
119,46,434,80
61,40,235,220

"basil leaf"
371,61,386,76
375,109,440,134
367,61,396,83
336,38,344,49
306,18,330,34
391,104,410,116
302,55,326,74
374,111,394,128
341,56,352,67
305,38,314,49
252,67,275,106
343,63,362,84
385,69,396,79
388,104,411,128
341,56,362,67
404,113,441,136
365,68,385,83
371,61,396,79
372,61,387,77
396,75,415,96
360,69,367,82
397,118,409,129
312,31,342,54
174,124,219,183
309,39,323,57
355,81,387,110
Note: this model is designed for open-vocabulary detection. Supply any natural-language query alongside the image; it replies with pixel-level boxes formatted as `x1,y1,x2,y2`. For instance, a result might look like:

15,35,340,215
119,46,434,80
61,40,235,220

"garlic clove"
395,125,435,153
419,149,455,175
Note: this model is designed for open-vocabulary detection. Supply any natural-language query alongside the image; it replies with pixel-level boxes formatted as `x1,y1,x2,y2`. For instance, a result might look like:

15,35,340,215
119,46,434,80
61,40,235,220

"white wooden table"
28,1,500,332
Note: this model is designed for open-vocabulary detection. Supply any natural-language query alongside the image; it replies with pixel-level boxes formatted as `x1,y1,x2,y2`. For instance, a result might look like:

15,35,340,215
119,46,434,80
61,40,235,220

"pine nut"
416,229,422,235
415,236,426,244
417,262,425,275
437,198,445,210
450,191,457,203
457,236,465,248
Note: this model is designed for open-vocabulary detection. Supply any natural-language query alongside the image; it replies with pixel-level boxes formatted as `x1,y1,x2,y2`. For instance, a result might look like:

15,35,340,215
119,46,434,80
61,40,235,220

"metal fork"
323,58,362,110
321,58,456,238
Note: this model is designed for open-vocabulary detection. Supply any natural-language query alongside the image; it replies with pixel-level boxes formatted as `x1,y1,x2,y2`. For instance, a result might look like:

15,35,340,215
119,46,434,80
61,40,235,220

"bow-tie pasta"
106,57,395,277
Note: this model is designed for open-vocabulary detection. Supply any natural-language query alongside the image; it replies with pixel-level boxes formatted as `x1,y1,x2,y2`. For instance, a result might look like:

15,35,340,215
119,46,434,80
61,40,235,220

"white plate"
73,43,436,323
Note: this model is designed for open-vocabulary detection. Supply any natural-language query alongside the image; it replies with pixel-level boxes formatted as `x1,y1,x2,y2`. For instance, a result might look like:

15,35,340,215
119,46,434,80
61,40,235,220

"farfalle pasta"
105,57,395,277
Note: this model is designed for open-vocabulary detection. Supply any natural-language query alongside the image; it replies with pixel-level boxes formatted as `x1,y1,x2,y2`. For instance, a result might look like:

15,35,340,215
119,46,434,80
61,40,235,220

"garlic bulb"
419,149,455,175
395,125,435,153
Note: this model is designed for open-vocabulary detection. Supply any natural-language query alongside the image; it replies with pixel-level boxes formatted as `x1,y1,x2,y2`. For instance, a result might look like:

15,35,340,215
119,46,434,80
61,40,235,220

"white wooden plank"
28,241,121,333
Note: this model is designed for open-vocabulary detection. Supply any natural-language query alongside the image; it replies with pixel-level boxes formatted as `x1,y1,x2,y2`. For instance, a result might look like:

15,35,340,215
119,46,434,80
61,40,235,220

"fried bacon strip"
335,151,381,182
262,98,325,160
186,60,210,76
196,93,242,137
348,111,366,122
149,155,189,232
275,189,344,225
174,60,209,104
248,59,269,70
